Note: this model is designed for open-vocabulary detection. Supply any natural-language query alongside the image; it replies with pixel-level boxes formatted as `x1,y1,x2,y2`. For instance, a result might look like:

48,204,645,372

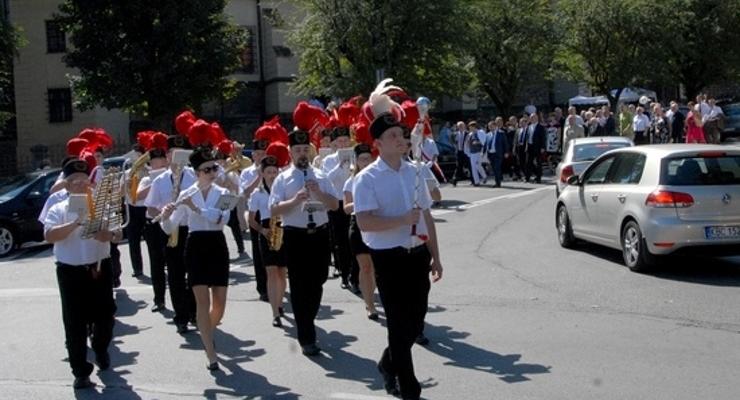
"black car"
435,140,457,180
720,102,740,142
0,168,62,257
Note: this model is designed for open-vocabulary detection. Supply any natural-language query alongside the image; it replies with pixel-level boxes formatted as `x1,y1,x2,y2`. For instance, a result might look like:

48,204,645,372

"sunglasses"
199,165,219,174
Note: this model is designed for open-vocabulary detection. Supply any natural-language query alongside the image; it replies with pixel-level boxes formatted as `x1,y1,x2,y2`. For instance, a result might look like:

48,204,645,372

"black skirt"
258,219,287,267
185,231,229,287
348,215,370,255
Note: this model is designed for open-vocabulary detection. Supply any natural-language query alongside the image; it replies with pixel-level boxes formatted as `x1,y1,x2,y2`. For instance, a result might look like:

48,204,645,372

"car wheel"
621,221,656,272
556,205,576,248
0,224,16,258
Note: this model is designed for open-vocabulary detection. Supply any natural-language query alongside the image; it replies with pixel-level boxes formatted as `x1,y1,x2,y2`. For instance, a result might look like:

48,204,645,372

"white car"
556,144,740,271
555,137,634,197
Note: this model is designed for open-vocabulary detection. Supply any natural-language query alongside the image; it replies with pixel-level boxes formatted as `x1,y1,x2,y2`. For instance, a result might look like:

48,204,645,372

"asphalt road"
1,178,739,400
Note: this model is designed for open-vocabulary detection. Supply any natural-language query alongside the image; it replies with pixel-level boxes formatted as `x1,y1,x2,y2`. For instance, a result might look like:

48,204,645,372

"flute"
151,185,200,223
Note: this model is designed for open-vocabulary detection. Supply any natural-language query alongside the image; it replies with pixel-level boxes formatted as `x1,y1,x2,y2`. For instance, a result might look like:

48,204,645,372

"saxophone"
268,215,283,251
128,152,151,201
81,166,129,239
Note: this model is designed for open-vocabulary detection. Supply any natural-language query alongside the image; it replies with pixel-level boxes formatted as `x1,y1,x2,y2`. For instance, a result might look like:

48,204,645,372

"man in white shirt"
44,158,120,389
322,127,355,288
269,130,338,356
144,135,197,333
632,107,650,145
464,121,488,186
240,139,269,301
704,97,724,144
354,111,443,400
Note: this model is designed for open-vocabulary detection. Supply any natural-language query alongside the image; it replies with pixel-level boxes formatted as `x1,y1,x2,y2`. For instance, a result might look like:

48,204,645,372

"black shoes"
301,343,322,356
73,376,93,389
112,278,121,289
272,316,283,328
377,362,399,396
415,334,430,346
176,323,189,334
367,311,379,321
95,351,110,371
259,293,270,302
207,361,220,371
151,303,165,312
340,279,350,289
131,271,143,278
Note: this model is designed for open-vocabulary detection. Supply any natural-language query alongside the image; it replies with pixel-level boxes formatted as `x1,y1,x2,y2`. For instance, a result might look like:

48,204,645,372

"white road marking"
432,186,553,216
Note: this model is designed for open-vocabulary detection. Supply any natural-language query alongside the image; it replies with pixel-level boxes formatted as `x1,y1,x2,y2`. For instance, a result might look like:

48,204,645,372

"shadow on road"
421,324,551,383
572,243,740,287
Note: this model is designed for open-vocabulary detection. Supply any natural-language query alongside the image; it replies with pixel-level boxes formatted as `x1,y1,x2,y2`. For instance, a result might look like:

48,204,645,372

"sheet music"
215,193,239,211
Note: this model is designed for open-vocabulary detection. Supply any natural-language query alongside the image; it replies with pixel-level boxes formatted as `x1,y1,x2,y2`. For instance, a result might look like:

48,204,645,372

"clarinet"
302,166,317,234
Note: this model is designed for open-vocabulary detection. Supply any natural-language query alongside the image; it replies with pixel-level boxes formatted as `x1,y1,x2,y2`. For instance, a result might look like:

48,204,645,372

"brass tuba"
127,152,151,201
224,141,253,175
81,166,128,239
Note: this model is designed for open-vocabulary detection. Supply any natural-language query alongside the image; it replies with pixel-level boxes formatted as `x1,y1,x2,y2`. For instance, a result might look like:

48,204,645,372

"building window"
46,20,66,53
48,88,72,123
239,26,256,74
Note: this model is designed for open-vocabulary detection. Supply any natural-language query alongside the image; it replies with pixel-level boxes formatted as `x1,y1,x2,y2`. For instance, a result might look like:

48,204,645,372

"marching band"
43,79,444,399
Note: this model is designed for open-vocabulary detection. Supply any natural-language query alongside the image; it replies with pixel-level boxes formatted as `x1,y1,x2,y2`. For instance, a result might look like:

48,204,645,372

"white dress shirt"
353,158,433,250
239,165,259,194
707,105,724,120
321,152,340,176
632,114,650,132
343,176,356,215
268,165,334,228
161,183,230,234
247,186,271,220
144,167,197,217
38,189,68,224
421,137,439,161
325,159,351,201
44,199,110,266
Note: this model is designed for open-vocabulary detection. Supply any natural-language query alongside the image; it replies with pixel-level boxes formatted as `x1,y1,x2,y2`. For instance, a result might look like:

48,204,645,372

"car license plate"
705,226,740,240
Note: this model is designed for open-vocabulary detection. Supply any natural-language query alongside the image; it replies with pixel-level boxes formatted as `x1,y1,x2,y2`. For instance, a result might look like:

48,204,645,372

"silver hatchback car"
556,144,740,271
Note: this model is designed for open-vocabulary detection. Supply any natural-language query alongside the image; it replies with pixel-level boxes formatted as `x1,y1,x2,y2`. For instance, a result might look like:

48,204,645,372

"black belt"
372,244,427,255
283,224,328,234
56,259,110,269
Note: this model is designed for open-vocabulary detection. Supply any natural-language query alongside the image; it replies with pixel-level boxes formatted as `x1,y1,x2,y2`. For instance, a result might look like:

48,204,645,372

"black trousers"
110,242,121,284
144,221,168,305
371,245,431,400
514,146,526,179
165,226,196,325
453,150,469,182
56,259,116,378
525,149,542,181
284,226,331,346
227,208,245,254
328,202,355,284
126,205,147,274
249,211,267,296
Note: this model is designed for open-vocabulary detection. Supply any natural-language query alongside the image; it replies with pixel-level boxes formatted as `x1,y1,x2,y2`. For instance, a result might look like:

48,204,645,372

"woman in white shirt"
343,144,379,320
247,155,288,327
159,147,232,371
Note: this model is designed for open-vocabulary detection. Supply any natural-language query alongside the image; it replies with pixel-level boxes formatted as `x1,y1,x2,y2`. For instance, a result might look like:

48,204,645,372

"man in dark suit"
525,113,546,183
485,119,510,187
667,101,685,143
451,121,469,186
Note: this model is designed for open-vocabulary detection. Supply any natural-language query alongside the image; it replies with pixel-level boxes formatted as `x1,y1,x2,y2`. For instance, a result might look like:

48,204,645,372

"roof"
613,144,740,157
570,137,634,145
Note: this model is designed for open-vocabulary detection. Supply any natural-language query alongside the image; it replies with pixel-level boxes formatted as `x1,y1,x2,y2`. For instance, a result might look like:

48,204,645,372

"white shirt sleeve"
268,174,286,208
353,173,379,213
43,202,65,235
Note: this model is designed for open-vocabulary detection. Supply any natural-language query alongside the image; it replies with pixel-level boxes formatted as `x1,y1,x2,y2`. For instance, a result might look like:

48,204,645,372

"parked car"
720,102,740,143
0,168,62,257
556,144,740,271
435,140,457,180
555,137,633,197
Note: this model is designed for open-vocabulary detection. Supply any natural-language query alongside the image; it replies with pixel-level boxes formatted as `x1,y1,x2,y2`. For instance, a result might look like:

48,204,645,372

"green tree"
0,17,23,128
658,0,740,99
465,0,555,116
289,0,471,99
55,0,246,129
556,0,662,110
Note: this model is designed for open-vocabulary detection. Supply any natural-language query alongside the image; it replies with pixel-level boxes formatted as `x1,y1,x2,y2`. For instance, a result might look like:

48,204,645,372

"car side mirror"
567,175,580,186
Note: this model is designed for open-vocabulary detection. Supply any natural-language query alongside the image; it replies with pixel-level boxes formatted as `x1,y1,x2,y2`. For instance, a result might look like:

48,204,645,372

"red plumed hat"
293,101,330,136
94,129,113,150
136,131,154,151
187,119,211,147
266,141,290,168
79,150,97,174
401,100,420,129
151,132,168,151
254,116,289,145
66,138,89,157
210,122,228,146
216,139,234,156
336,99,362,128
175,110,197,136
352,119,373,146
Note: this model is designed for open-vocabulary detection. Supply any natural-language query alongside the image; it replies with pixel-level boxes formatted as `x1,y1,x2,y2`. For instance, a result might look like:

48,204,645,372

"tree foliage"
55,0,246,127
0,17,23,127
555,0,664,109
465,0,555,115
288,0,472,99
